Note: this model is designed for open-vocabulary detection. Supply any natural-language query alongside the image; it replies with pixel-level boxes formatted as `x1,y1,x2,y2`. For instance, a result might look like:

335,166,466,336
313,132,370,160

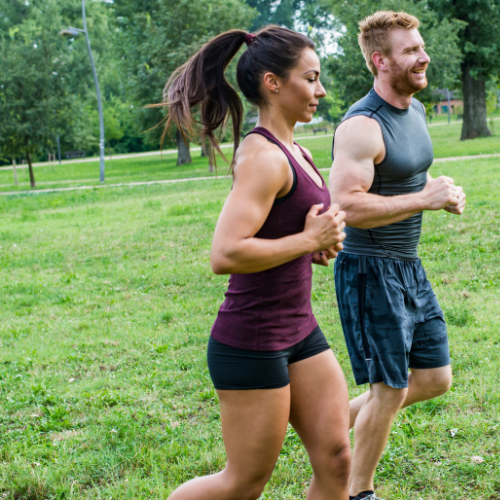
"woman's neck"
256,109,296,148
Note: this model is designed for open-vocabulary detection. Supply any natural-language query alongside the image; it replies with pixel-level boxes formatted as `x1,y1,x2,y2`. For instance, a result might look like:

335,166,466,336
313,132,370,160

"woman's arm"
210,144,345,275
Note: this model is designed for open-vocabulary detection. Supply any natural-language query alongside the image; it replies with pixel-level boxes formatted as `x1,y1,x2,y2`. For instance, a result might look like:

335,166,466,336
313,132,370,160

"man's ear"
372,51,389,73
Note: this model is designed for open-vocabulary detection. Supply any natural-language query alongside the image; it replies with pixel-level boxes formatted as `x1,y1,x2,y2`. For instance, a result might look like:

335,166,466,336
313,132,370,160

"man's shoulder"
344,90,382,120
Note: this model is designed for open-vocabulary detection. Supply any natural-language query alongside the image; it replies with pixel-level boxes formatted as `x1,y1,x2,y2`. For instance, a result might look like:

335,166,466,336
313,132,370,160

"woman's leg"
168,387,290,500
288,350,351,500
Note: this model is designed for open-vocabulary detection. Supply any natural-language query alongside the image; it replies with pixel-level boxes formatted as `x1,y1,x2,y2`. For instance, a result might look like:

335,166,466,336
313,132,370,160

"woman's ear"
262,72,280,94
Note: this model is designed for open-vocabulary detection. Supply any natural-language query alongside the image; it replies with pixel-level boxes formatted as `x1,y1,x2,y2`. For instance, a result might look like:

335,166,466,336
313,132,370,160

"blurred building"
433,89,463,115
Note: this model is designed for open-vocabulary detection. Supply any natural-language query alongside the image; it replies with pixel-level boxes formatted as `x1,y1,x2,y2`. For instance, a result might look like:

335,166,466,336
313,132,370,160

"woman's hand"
304,203,346,252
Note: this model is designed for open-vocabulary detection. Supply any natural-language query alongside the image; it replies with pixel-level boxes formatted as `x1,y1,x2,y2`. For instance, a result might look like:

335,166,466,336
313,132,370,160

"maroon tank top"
210,127,331,351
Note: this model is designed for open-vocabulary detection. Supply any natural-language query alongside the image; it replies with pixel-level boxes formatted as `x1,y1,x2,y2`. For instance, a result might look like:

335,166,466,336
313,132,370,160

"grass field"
1,139,499,499
1,120,499,193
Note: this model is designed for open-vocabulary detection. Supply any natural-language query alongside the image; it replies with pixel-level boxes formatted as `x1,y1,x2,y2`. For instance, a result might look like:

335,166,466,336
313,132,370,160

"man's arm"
329,116,464,229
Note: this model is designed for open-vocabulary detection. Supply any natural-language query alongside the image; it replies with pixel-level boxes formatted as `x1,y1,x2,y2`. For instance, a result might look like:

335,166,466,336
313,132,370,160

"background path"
1,151,498,196
3,117,499,172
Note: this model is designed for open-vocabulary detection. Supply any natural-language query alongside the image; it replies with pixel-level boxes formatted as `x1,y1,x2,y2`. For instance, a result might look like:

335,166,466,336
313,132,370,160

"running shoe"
352,494,385,500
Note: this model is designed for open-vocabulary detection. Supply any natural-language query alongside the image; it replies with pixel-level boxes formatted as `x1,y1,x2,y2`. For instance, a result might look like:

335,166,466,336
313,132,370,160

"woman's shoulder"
233,133,290,179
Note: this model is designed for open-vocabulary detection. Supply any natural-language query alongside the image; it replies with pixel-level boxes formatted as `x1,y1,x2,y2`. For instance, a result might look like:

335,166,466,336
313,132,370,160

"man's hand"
421,176,464,211
443,185,466,215
312,243,344,266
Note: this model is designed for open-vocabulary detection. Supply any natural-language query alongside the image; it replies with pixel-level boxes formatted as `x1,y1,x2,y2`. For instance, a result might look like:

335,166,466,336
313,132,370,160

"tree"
245,0,336,49
201,139,215,173
111,0,256,164
0,0,119,177
426,0,500,139
0,0,82,187
326,0,464,111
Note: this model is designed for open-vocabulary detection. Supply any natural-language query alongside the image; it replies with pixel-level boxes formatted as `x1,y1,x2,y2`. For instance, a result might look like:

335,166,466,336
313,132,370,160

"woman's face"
273,48,326,124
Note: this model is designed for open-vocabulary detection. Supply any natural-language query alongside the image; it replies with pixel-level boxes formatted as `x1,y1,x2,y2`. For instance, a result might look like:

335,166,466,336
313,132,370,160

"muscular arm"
210,140,345,275
329,116,427,229
329,116,464,229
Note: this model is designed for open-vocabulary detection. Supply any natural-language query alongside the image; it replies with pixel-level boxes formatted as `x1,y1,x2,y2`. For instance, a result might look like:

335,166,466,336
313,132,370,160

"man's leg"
349,365,452,428
403,364,452,406
349,382,407,497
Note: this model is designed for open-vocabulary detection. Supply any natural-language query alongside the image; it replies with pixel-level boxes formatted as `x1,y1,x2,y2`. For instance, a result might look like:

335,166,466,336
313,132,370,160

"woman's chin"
297,113,314,124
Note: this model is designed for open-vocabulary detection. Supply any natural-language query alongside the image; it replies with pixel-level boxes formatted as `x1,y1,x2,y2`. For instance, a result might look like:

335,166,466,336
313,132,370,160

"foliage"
111,0,256,149
427,0,500,82
0,0,133,164
427,0,500,139
246,0,336,48
323,90,346,124
0,0,80,163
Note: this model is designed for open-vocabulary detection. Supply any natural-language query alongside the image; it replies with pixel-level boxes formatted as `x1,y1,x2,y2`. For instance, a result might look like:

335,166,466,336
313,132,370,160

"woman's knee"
227,482,265,500
222,472,267,500
310,440,351,481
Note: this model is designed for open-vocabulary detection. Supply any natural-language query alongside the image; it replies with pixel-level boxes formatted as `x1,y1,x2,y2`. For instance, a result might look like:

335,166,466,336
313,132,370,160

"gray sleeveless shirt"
333,88,433,261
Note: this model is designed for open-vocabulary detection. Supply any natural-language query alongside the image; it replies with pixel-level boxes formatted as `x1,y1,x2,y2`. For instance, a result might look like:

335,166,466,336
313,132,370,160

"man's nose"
419,49,431,64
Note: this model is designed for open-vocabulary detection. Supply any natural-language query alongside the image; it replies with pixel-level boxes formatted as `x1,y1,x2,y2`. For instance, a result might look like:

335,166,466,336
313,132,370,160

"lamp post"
446,88,451,124
60,0,105,183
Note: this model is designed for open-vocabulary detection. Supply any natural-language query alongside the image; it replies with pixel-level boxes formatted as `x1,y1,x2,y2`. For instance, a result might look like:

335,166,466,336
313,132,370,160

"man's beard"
388,59,427,95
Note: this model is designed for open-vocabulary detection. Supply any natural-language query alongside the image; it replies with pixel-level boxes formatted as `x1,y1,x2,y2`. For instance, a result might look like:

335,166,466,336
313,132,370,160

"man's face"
386,28,430,95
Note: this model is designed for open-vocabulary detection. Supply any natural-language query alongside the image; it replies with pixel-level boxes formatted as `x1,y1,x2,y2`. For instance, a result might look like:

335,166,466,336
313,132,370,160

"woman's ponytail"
160,26,315,166
163,30,248,164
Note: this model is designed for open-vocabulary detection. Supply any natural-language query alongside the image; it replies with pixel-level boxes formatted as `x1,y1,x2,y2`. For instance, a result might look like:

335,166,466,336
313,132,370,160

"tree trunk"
202,139,215,172
207,141,215,173
27,152,36,189
12,159,18,186
176,129,192,166
460,64,492,140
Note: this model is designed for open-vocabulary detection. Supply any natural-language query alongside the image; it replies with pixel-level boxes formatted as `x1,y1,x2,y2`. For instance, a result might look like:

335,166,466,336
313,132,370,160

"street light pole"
81,0,104,183
446,88,451,124
60,0,105,183
57,134,61,164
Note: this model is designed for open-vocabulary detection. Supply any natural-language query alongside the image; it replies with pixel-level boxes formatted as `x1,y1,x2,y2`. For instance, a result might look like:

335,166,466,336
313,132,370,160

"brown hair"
161,26,315,166
358,11,420,75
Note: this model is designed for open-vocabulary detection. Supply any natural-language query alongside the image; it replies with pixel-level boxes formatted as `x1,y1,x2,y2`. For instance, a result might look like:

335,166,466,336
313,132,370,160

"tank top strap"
246,127,303,174
294,141,323,178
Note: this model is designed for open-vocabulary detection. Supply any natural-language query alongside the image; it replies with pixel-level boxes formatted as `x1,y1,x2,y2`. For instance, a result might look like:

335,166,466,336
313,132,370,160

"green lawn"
0,152,499,499
1,120,498,194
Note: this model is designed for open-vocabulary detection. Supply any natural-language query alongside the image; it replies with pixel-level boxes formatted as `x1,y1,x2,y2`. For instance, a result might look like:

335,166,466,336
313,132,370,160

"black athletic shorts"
207,325,331,390
334,252,451,389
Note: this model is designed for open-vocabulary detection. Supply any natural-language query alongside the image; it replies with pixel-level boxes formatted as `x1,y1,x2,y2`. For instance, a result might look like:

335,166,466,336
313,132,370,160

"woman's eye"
309,79,316,82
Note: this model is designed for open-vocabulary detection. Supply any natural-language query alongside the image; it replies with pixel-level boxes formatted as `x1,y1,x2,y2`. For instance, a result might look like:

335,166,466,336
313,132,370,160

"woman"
165,26,350,500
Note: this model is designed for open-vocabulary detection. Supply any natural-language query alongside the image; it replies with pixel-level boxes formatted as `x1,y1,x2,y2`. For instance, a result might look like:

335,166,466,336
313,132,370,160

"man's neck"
373,79,413,109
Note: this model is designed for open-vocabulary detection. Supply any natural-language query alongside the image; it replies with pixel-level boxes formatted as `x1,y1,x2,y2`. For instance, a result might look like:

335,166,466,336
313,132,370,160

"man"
329,11,466,500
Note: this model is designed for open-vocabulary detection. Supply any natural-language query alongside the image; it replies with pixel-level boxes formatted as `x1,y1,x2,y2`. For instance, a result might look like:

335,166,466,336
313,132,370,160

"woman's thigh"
288,350,350,460
217,386,290,488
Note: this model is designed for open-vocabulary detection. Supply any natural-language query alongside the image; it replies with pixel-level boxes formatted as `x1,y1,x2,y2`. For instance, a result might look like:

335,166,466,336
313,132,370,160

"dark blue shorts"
334,252,451,389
